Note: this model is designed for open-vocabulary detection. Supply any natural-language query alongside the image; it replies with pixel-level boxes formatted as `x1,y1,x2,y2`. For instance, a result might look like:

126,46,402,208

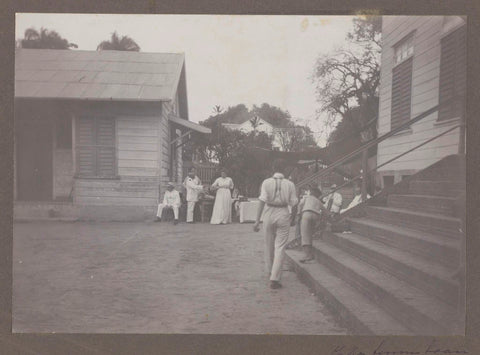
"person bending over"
298,187,330,263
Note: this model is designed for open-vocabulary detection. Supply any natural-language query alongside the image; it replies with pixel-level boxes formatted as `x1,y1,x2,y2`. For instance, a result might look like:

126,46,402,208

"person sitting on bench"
156,182,181,225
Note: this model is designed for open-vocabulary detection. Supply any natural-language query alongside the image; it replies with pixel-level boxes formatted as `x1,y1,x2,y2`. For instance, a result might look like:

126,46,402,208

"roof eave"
14,96,170,102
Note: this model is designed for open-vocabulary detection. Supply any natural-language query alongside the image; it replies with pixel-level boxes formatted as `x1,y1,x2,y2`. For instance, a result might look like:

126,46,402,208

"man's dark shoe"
155,217,161,222
173,219,179,225
270,281,282,289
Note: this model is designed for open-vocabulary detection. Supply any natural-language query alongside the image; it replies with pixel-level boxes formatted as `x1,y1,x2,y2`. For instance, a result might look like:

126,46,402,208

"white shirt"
259,173,298,208
163,189,181,206
184,175,203,202
324,191,343,213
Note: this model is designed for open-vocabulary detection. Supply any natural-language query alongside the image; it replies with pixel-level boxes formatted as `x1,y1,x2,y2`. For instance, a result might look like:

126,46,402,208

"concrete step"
364,206,461,238
414,155,464,182
349,218,459,269
416,167,464,182
308,240,462,335
323,231,458,306
285,249,413,335
407,180,465,197
387,194,457,217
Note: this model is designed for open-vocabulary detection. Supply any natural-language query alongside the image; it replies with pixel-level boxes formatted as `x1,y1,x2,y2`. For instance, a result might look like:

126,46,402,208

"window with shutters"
438,25,466,122
75,116,116,178
391,33,414,131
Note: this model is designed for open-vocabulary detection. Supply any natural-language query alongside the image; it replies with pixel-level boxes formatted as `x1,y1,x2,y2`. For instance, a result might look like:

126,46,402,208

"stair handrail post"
361,149,368,202
458,102,466,155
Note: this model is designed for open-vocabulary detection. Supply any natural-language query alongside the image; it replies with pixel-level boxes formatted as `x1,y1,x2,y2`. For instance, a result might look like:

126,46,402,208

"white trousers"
156,204,179,219
187,201,196,222
263,208,291,282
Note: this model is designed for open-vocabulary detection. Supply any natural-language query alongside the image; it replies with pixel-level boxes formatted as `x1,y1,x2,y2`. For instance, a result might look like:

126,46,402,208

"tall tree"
97,31,140,51
184,122,274,196
19,27,78,49
275,124,318,152
312,16,381,143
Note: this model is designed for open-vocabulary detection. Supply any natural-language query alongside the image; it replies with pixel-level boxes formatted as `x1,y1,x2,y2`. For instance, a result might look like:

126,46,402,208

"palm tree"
20,27,77,49
212,105,224,115
97,31,140,51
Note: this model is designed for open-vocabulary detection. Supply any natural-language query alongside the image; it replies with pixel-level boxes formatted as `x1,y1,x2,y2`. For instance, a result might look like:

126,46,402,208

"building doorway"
16,120,53,201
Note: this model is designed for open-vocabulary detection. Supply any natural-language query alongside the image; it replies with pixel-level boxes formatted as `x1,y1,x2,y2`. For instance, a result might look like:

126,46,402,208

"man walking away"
184,168,204,223
254,159,298,289
156,182,181,225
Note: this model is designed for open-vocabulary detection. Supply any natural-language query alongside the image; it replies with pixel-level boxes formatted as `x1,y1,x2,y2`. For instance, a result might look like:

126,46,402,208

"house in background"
222,116,288,151
376,16,466,187
14,48,210,220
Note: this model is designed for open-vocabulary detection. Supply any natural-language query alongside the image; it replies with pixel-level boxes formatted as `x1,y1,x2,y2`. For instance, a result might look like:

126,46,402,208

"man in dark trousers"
254,159,298,289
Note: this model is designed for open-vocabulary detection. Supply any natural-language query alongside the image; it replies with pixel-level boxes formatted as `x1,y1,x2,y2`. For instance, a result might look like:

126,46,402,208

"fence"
182,161,218,185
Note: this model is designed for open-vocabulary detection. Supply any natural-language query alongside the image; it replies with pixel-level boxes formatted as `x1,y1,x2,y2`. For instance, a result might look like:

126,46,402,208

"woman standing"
210,170,234,224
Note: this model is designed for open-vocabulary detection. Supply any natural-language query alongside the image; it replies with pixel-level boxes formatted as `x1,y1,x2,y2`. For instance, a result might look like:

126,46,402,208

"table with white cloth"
238,200,261,223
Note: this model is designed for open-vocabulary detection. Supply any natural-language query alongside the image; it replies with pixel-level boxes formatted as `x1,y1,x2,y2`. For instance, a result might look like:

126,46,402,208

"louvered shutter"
438,25,466,121
76,116,116,177
96,117,116,177
391,57,413,130
76,116,96,176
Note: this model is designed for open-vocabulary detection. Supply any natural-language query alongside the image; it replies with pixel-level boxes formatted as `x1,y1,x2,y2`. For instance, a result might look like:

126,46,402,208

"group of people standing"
156,167,235,225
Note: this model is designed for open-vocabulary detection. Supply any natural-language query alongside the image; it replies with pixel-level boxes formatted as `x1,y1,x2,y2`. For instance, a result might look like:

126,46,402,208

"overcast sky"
16,14,355,144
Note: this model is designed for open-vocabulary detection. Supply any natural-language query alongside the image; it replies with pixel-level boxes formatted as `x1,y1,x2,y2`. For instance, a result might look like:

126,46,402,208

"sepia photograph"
12,13,466,336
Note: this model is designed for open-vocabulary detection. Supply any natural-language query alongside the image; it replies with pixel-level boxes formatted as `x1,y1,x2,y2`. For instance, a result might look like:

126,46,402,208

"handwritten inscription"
331,340,468,355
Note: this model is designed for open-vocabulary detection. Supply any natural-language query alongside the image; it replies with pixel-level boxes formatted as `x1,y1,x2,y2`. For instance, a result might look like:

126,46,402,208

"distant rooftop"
15,49,185,101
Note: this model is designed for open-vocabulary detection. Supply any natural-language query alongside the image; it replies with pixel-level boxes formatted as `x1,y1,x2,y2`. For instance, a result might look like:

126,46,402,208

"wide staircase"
286,154,465,335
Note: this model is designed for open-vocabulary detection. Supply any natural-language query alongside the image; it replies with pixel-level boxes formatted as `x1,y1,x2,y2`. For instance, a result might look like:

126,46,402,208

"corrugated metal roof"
15,49,185,101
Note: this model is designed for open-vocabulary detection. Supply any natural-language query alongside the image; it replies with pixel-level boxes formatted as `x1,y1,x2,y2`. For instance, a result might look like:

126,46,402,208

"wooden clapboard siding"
74,106,163,206
117,167,159,177
377,16,462,173
118,159,158,168
118,150,158,160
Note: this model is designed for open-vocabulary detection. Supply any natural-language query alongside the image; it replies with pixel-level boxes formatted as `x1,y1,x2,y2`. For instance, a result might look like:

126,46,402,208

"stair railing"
296,96,463,204
315,123,462,211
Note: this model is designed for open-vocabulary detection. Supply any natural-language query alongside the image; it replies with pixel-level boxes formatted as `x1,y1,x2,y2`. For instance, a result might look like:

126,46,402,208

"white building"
222,117,286,150
376,16,466,187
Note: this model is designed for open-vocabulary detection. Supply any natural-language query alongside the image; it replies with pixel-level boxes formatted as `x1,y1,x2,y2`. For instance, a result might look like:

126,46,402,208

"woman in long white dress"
210,171,234,224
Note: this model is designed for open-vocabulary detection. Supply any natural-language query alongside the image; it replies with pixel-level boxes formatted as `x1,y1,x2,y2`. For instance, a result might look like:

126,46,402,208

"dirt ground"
13,221,347,334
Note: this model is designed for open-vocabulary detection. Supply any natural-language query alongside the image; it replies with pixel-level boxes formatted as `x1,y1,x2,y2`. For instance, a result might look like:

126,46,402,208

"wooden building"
376,16,466,187
14,49,210,220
